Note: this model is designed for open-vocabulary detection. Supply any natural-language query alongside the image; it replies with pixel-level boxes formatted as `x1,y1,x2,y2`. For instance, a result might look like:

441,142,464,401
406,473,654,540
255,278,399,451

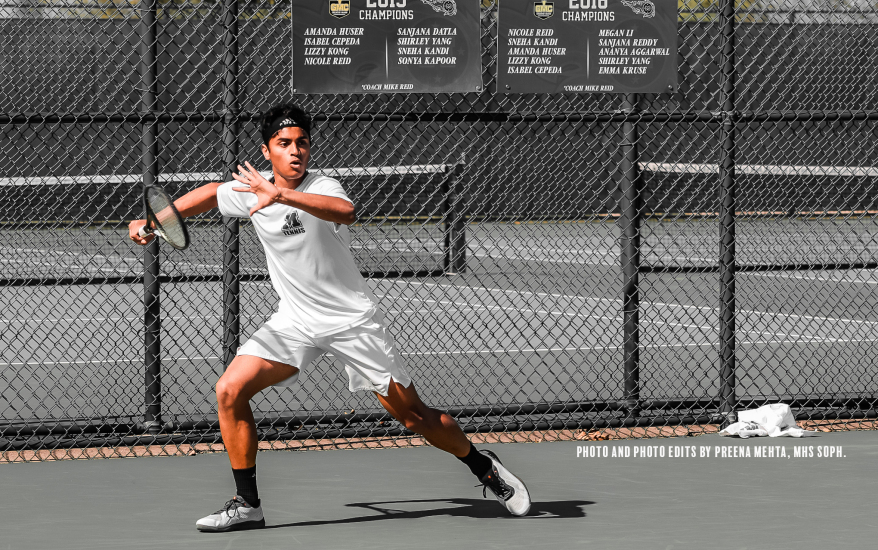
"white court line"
385,280,878,327
0,165,451,187
0,259,124,272
470,251,613,266
470,243,715,266
1,263,132,274
400,343,707,356
2,162,873,186
5,299,789,338
642,162,878,177
384,306,614,322
749,270,878,286
414,298,726,332
471,243,616,256
470,242,615,266
380,280,610,305
388,305,824,340
0,247,140,271
2,247,139,261
352,243,442,252
358,239,616,265
385,305,809,337
470,252,718,266
0,313,272,325
8,335,878,367
399,299,621,323
2,355,221,367
0,246,254,275
0,307,828,343
387,298,822,339
653,256,717,263
397,336,878,357
5,278,868,356
647,297,878,326
225,236,703,268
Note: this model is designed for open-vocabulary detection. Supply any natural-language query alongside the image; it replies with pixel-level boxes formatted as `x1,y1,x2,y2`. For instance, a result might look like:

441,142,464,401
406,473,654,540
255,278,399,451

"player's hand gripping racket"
138,185,190,250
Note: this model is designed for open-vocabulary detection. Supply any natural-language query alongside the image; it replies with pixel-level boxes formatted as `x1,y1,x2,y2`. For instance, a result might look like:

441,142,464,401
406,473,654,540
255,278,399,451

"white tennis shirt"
216,173,377,338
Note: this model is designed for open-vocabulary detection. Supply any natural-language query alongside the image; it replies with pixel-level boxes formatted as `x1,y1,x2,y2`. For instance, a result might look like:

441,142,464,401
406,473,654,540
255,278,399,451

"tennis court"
3,214,877,429
3,1,878,545
2,431,876,549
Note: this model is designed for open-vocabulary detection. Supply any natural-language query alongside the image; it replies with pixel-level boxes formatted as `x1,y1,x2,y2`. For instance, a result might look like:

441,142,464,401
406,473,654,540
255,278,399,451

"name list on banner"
292,0,482,94
498,0,678,93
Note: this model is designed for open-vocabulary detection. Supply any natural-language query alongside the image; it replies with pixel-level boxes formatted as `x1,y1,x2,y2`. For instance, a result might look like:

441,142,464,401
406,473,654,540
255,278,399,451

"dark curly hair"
259,103,312,146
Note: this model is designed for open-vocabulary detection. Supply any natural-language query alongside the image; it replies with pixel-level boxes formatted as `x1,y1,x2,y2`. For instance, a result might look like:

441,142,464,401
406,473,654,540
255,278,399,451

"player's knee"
215,377,244,410
398,406,439,433
399,414,423,432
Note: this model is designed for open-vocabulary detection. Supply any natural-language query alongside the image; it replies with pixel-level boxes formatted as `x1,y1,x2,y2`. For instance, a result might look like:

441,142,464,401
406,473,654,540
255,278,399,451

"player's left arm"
231,161,355,225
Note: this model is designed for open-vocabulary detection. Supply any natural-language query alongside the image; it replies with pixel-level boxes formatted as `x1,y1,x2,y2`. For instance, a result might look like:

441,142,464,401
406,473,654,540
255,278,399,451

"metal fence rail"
2,0,878,456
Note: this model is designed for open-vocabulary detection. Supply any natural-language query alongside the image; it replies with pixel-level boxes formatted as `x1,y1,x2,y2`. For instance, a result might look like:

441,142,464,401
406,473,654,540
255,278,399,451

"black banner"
498,0,678,93
292,0,482,94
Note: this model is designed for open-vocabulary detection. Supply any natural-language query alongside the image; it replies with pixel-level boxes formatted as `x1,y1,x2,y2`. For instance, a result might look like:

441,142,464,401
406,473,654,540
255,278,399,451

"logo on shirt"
282,211,305,236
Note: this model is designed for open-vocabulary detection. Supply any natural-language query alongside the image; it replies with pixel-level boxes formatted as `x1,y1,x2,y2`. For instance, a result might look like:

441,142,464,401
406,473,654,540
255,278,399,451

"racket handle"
138,226,153,238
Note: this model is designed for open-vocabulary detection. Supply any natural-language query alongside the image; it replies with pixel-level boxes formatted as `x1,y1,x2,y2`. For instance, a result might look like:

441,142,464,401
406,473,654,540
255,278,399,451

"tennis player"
129,103,531,531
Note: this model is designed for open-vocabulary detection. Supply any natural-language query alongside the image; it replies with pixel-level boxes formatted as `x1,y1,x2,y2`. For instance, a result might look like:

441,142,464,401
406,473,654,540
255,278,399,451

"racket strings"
146,186,189,250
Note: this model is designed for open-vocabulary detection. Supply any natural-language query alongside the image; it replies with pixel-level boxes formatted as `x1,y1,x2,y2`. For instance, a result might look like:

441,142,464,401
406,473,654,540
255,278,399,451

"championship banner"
497,0,678,93
292,0,482,94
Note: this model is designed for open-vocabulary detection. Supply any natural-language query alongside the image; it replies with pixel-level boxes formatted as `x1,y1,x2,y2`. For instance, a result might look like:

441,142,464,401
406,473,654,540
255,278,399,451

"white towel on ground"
719,403,819,438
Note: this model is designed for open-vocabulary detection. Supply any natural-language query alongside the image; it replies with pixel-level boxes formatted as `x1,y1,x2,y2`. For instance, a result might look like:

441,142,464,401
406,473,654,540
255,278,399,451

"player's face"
262,126,310,181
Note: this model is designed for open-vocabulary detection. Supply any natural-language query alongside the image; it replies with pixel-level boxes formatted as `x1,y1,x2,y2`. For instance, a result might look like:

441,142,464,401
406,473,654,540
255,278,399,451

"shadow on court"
258,498,593,529
3,435,878,549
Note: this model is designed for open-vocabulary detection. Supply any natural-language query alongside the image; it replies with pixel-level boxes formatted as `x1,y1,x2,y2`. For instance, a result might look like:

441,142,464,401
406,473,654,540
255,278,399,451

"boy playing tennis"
129,103,531,531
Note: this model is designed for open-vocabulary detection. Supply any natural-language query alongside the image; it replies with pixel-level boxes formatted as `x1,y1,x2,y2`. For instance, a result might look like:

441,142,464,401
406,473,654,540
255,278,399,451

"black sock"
457,443,493,479
232,465,260,508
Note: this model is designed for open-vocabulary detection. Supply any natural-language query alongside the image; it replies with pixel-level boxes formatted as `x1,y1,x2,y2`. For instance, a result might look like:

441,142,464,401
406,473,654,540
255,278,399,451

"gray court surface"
4,219,878,427
2,430,876,550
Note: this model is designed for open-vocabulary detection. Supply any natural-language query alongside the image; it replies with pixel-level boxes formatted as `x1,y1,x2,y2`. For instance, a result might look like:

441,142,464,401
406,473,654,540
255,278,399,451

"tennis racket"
138,185,190,250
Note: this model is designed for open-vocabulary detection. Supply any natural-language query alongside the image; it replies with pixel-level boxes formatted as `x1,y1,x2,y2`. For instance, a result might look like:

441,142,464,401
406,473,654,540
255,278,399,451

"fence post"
444,163,467,274
619,93,641,419
141,0,161,434
221,0,240,369
717,0,737,427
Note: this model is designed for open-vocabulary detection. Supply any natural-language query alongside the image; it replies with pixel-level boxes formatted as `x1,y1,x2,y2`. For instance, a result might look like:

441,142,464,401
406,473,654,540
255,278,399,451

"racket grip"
138,226,152,238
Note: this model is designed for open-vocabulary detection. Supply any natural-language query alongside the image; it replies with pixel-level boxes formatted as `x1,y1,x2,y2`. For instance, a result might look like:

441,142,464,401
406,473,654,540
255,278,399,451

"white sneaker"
196,496,265,532
478,450,531,516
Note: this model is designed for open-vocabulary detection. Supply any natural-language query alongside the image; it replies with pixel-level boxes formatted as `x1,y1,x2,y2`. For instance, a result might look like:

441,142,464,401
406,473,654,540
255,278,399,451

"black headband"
264,115,310,143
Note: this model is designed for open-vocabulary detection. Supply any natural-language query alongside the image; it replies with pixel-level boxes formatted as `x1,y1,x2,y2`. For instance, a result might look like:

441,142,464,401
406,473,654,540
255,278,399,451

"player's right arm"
128,181,223,245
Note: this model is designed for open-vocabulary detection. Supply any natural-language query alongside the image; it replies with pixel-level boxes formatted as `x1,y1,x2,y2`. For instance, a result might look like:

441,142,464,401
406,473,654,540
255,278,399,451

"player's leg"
373,379,469,456
327,313,531,516
196,354,299,532
216,354,298,470
375,380,531,516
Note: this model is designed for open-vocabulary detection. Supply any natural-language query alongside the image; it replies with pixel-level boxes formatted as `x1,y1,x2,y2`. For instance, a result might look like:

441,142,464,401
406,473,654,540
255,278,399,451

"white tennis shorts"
236,310,412,396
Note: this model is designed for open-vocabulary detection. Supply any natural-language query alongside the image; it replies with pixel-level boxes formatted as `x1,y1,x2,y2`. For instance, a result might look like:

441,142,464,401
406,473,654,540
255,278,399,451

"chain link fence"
2,0,877,458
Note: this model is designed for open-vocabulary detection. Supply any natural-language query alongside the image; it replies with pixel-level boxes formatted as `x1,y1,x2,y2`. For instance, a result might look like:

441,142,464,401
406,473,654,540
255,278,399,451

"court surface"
3,219,878,425
2,430,877,549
